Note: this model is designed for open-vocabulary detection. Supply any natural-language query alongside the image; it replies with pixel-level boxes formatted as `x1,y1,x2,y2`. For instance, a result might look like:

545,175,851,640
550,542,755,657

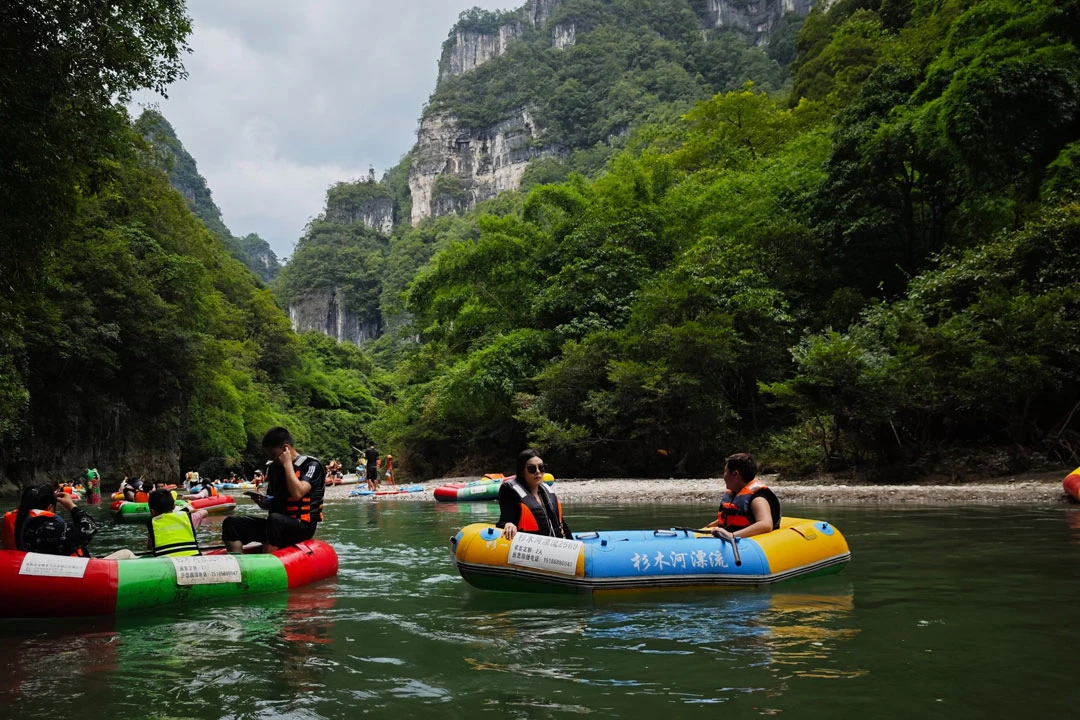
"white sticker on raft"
170,555,242,585
19,553,90,578
507,534,583,576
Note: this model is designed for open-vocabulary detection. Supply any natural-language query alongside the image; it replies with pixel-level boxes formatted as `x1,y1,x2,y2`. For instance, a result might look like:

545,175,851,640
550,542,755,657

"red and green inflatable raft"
110,494,236,523
0,540,337,618
434,473,554,502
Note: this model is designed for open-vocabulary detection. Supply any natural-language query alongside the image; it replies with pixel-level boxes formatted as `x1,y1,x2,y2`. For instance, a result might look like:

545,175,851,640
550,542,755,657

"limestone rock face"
439,0,566,80
408,109,565,224
698,0,816,46
529,0,563,27
553,21,576,50
440,25,524,81
289,288,381,345
326,194,393,235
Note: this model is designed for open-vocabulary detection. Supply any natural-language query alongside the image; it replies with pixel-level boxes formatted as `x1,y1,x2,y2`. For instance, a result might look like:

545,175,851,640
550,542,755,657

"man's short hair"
725,453,757,483
262,426,293,449
148,489,176,516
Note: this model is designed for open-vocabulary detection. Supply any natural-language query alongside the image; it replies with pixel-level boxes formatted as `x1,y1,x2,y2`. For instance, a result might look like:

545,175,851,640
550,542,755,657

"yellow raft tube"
451,517,851,594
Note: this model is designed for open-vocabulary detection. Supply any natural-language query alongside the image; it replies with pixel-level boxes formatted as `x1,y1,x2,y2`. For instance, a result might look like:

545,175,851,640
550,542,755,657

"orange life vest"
16,510,89,557
717,479,781,531
282,464,324,524
507,479,566,537
1,510,16,550
135,491,150,503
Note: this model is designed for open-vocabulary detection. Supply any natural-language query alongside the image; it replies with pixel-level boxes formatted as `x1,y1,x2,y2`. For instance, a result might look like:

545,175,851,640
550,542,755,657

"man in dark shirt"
222,427,325,553
364,443,379,491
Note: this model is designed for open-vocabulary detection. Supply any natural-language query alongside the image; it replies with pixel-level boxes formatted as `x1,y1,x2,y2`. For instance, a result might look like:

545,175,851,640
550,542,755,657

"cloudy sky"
132,0,506,260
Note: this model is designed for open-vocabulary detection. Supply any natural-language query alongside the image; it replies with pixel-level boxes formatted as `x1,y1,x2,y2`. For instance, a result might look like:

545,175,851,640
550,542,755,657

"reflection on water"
2,501,1080,719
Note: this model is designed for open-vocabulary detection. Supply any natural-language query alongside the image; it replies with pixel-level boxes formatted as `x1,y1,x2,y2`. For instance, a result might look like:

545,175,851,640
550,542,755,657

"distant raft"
110,495,236,523
328,474,362,487
348,484,424,498
434,474,554,502
216,482,256,490
0,539,338,618
451,517,851,594
1065,466,1080,501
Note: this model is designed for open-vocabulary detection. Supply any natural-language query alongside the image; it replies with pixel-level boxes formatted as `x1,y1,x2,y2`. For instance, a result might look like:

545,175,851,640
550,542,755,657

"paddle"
670,526,742,567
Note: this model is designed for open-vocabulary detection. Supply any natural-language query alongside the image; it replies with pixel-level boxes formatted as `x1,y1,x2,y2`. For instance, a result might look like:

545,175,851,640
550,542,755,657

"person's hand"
277,446,294,469
55,492,76,510
502,523,518,541
711,527,734,541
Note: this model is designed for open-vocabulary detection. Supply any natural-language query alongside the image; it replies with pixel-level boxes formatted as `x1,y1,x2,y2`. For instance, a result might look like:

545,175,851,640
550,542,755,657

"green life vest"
148,511,200,557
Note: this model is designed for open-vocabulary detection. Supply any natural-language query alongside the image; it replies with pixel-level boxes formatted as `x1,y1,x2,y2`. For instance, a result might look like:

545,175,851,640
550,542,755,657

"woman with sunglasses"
497,449,572,541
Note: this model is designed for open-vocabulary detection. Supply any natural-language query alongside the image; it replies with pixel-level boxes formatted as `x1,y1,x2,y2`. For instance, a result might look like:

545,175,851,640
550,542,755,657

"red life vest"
717,479,782,532
1,510,16,550
507,479,566,537
16,510,89,557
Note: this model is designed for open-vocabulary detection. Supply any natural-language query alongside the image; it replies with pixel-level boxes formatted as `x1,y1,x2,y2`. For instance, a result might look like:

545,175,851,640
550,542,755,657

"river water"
1,499,1077,719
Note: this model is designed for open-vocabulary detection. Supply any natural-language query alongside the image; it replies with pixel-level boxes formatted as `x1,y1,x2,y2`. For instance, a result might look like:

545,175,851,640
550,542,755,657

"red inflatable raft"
0,540,338,618
1065,466,1080,501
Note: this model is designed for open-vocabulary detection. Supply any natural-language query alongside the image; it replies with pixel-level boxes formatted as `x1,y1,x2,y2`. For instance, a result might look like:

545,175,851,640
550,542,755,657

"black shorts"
366,465,378,481
221,513,317,548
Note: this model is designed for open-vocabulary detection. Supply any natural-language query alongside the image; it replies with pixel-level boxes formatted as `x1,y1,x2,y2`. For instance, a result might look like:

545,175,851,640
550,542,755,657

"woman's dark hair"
515,449,543,483
14,484,56,551
147,489,175,516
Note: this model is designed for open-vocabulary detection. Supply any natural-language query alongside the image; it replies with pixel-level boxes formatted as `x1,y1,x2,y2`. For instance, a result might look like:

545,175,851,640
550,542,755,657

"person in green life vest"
84,468,101,505
146,489,207,557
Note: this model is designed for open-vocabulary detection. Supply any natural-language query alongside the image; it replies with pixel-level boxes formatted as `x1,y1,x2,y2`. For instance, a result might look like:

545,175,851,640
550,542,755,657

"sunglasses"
525,463,545,474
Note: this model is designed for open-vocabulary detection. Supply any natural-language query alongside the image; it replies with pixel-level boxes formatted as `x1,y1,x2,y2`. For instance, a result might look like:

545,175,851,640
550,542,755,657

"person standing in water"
497,449,571,541
364,443,380,491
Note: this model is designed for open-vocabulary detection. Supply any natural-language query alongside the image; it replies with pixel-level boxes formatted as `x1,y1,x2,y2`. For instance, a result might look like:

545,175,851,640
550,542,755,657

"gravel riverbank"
325,470,1075,505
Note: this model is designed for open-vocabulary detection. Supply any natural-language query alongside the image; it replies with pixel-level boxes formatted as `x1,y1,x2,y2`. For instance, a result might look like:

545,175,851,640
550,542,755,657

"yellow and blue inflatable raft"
451,517,850,594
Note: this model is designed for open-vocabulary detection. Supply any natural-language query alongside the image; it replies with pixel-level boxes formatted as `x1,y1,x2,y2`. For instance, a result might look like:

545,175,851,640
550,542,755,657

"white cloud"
132,0,509,259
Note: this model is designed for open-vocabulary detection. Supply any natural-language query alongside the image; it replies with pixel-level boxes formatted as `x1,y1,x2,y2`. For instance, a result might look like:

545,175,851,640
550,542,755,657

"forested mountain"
276,0,811,351
0,3,378,489
363,0,1080,479
136,110,282,282
409,0,812,223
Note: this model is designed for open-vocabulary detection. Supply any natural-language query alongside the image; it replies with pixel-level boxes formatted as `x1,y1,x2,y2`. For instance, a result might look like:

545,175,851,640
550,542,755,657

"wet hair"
14,484,57,551
514,448,543,483
725,453,757,483
142,479,156,492
262,426,293,449
147,489,175,516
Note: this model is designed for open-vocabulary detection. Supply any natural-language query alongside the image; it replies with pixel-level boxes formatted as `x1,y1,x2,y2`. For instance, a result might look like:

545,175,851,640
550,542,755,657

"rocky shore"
325,470,1074,505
